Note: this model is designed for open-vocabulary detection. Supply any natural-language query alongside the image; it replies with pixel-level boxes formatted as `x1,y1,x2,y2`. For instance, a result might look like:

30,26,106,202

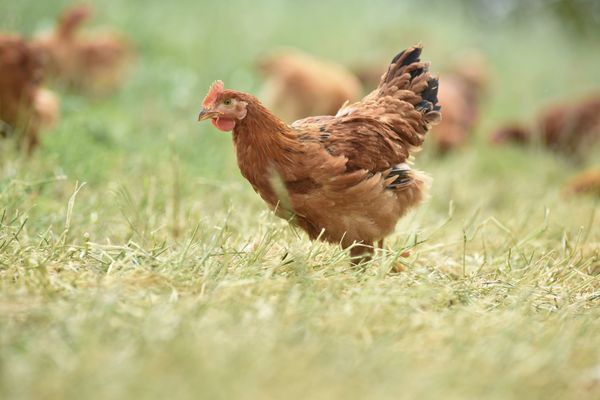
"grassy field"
1,1,600,399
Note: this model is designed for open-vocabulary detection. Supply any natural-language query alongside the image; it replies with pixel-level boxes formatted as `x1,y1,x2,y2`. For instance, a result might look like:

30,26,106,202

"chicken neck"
231,97,303,202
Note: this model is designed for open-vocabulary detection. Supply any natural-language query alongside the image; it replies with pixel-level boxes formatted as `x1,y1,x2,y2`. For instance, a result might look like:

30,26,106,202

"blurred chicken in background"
431,51,488,153
491,93,600,159
0,34,60,153
31,4,132,93
257,48,362,122
563,168,600,197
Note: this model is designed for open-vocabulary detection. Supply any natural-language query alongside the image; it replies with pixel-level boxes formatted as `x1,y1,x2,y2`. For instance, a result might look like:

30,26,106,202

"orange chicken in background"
0,34,59,153
199,45,440,264
491,93,600,159
431,52,488,153
31,4,132,93
563,168,600,197
257,48,362,122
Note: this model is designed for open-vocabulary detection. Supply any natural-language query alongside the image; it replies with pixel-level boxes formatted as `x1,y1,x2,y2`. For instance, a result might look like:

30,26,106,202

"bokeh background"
1,1,599,399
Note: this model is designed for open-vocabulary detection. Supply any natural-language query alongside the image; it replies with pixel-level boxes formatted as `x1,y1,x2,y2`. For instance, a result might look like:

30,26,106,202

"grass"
1,0,600,399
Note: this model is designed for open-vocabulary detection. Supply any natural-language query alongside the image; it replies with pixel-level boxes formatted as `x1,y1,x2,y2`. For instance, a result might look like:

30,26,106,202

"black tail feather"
410,67,424,80
391,46,422,67
417,78,440,112
385,45,423,84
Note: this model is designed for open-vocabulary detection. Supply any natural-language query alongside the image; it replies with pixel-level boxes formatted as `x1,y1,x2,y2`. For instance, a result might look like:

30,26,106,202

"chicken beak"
198,108,218,121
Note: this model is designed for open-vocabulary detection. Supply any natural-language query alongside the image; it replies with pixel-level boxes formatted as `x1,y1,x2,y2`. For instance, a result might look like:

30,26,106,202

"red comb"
202,80,224,108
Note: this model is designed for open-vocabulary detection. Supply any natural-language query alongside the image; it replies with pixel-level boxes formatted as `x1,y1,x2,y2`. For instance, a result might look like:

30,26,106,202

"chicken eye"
223,99,232,106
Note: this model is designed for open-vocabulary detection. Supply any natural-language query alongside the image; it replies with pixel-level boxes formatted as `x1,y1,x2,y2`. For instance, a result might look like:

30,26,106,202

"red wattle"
211,117,236,132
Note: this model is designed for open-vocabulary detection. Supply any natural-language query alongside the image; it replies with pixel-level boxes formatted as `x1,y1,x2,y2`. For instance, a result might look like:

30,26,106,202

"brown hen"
0,34,59,153
491,94,600,158
31,4,131,93
198,45,440,264
258,48,362,122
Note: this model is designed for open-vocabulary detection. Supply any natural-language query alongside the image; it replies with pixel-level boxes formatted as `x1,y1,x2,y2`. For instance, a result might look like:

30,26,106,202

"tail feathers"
387,46,423,82
381,45,441,122
418,78,440,112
